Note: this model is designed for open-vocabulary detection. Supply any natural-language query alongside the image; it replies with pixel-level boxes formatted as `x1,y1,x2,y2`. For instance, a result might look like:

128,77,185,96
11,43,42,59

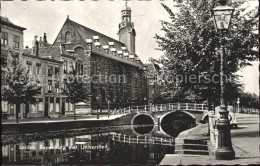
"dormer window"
93,36,100,42
102,45,109,53
94,41,101,51
129,55,135,62
65,31,71,43
121,47,127,53
110,48,117,55
108,42,115,48
117,50,123,57
123,52,129,59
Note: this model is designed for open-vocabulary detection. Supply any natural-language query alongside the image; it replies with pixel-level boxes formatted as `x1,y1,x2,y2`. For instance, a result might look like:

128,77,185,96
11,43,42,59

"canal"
1,123,189,165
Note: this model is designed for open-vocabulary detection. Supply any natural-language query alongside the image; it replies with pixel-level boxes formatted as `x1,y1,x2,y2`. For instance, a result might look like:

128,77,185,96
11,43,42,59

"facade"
1,4,148,119
52,5,147,114
1,16,26,118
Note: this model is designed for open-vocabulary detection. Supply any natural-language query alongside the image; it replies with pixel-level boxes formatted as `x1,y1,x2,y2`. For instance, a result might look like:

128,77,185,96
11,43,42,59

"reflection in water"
2,125,176,165
133,125,154,135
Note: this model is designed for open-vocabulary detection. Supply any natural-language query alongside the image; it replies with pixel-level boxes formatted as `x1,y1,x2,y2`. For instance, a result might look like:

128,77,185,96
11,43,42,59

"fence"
93,103,211,116
110,132,174,146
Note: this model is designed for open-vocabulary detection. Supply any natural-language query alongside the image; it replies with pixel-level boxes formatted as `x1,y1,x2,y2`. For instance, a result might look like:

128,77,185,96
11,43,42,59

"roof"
0,16,26,30
53,18,144,68
122,5,131,11
23,46,75,62
67,18,126,51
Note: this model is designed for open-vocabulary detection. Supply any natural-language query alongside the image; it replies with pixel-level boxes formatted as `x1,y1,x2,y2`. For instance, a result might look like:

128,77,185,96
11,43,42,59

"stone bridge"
114,103,210,126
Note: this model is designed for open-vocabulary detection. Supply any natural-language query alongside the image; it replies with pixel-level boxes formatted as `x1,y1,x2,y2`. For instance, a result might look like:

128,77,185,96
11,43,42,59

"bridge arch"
131,113,155,125
159,110,197,137
159,110,196,124
131,113,155,135
201,113,209,123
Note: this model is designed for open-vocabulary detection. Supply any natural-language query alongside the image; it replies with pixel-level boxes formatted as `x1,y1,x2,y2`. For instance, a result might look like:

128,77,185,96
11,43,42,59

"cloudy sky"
1,0,258,95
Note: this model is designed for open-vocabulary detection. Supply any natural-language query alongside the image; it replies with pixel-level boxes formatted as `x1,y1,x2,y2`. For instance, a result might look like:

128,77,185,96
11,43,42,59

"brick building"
1,4,148,118
51,4,147,114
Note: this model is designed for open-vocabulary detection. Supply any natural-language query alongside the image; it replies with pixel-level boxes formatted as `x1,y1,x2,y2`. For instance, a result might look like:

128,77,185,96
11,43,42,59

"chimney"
43,33,47,43
32,35,37,48
32,36,37,54
36,40,39,57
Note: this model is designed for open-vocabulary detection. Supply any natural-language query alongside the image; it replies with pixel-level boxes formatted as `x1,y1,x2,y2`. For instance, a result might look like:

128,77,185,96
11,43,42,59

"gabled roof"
52,17,144,68
0,16,26,30
23,46,75,62
66,18,126,51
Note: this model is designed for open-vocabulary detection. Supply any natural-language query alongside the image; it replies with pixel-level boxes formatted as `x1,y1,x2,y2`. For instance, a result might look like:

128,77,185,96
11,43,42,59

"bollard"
137,136,139,143
160,104,163,111
178,102,180,109
186,103,188,110
129,136,131,143
124,135,126,142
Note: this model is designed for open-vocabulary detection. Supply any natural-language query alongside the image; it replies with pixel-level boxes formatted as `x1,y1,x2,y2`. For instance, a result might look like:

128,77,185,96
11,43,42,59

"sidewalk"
2,114,126,124
160,113,260,165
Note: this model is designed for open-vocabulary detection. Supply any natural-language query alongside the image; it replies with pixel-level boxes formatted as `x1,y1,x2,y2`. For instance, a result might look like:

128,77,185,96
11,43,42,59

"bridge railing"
109,103,212,115
110,132,174,146
130,103,211,113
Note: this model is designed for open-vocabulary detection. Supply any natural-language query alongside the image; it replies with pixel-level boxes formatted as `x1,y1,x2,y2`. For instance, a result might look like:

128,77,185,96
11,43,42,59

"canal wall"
2,113,137,135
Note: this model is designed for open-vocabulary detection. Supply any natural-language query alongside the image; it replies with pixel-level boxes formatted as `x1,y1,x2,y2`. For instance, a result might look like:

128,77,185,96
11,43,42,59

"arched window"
76,59,83,75
65,31,71,43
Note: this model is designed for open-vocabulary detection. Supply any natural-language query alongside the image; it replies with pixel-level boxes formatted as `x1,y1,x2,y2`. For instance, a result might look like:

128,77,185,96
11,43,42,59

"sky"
1,0,258,95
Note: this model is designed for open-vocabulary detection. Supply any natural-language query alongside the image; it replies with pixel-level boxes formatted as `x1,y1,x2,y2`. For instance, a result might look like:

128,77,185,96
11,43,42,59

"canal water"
2,124,186,165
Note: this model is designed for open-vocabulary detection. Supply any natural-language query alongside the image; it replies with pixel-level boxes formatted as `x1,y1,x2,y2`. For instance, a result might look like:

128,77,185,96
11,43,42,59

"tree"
2,47,41,123
151,0,258,106
62,68,89,120
240,92,259,109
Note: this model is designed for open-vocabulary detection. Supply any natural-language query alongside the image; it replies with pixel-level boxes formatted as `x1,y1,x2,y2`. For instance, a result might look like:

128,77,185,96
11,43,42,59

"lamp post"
212,0,235,160
96,95,100,119
107,99,110,118
237,97,240,114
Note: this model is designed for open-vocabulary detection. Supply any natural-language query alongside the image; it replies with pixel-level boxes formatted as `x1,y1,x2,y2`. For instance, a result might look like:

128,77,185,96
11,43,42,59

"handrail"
98,102,213,115
110,133,174,146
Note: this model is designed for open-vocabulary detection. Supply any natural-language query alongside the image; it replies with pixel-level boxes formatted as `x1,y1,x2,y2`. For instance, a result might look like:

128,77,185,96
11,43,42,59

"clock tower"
118,3,136,55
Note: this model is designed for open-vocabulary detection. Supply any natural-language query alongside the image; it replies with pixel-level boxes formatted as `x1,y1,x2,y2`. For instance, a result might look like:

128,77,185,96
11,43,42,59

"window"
65,31,71,43
13,35,20,49
27,61,33,74
36,63,42,75
48,80,52,92
48,66,53,76
1,32,8,46
69,62,73,72
55,81,59,93
76,59,83,75
55,67,60,76
64,61,67,73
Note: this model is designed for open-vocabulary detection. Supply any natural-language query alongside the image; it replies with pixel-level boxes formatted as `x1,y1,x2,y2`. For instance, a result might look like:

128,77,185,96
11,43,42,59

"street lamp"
237,98,240,113
212,0,235,160
107,99,110,118
96,95,100,119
